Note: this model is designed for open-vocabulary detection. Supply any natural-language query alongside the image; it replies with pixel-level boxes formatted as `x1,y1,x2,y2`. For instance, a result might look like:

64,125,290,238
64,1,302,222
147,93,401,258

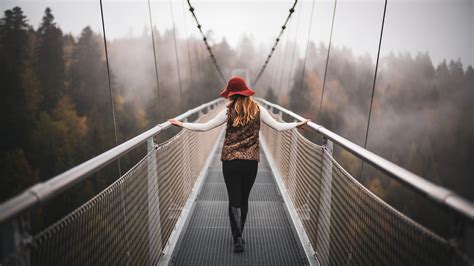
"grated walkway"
170,142,309,265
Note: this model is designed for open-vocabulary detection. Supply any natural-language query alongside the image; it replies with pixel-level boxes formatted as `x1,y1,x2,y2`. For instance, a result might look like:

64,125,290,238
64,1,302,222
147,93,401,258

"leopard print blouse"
221,104,260,162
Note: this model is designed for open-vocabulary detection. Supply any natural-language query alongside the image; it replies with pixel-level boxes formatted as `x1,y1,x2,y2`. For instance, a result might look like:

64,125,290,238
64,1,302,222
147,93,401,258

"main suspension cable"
187,0,226,84
253,0,298,86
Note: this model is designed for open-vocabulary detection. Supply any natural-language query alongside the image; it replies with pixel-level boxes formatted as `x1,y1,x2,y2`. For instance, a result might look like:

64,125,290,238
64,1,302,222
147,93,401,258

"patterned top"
221,104,261,162
181,102,304,162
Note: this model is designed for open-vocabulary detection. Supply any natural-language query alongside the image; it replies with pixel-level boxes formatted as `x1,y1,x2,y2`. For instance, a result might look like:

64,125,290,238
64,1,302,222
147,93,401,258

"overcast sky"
2,0,473,67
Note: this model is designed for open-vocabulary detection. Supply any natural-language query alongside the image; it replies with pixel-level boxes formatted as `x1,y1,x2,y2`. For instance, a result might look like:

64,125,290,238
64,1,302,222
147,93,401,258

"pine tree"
35,7,65,112
0,7,32,150
69,26,109,115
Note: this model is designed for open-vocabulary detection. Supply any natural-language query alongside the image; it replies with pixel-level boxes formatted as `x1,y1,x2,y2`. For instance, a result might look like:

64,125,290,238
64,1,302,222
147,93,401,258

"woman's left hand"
297,119,310,129
168,118,183,127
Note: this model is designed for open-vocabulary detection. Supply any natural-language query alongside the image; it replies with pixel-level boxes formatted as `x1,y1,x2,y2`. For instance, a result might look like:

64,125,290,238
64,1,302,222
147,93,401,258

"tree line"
1,5,472,236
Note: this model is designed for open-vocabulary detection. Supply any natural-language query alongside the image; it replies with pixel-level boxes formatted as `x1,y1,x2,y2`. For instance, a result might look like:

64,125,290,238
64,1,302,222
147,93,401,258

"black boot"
228,206,244,252
240,205,248,244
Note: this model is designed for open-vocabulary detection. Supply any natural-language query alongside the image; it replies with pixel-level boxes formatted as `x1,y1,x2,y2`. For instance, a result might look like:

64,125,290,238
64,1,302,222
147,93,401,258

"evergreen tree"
0,7,33,150
35,7,65,112
69,26,109,115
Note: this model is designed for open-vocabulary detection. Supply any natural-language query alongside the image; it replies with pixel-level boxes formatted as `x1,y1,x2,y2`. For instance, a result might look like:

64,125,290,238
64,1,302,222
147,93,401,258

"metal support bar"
147,138,162,263
316,137,333,266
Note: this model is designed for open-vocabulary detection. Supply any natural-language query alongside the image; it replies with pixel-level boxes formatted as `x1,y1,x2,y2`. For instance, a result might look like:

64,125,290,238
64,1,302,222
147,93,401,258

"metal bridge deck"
170,143,309,265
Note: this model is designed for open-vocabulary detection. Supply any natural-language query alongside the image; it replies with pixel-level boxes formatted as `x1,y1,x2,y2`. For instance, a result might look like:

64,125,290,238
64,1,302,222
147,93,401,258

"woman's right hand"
168,118,183,127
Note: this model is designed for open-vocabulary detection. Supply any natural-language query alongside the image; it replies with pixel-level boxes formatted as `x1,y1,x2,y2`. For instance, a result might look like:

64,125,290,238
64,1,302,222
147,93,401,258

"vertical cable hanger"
147,0,164,123
286,0,303,97
181,0,195,99
170,0,184,110
318,0,337,122
359,0,388,182
99,1,129,263
269,41,280,90
272,36,286,95
253,0,298,86
298,0,316,95
99,0,122,177
186,0,226,84
277,20,294,97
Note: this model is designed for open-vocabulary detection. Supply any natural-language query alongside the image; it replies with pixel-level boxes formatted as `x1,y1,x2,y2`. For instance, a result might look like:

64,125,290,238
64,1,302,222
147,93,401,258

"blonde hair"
228,95,259,127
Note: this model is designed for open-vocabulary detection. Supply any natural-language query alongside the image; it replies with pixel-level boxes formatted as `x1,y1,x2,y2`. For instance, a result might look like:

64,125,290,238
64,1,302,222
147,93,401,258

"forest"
1,6,472,236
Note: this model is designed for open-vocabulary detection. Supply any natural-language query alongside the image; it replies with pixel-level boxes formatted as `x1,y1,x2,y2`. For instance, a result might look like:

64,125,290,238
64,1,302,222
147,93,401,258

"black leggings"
222,159,258,209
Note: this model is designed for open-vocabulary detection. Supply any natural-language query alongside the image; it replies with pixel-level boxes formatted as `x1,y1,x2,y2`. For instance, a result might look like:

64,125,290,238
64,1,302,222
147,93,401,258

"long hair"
227,95,259,127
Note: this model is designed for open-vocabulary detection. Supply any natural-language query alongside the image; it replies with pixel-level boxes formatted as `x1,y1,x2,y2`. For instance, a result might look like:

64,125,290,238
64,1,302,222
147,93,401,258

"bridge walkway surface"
170,141,309,265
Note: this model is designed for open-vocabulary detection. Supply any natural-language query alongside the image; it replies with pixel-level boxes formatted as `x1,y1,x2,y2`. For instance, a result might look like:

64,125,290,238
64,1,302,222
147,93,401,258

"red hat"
219,76,255,98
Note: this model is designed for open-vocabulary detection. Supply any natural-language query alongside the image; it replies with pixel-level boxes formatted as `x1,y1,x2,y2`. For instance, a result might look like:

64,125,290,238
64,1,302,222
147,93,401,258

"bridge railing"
257,97,474,265
0,99,226,265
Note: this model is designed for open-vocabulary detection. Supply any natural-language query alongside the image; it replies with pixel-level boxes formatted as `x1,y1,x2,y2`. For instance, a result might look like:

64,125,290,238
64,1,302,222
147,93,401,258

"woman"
168,76,309,253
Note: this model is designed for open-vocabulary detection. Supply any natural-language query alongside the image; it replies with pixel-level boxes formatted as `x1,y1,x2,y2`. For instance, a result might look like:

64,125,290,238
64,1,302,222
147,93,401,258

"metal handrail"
256,97,474,221
0,98,225,224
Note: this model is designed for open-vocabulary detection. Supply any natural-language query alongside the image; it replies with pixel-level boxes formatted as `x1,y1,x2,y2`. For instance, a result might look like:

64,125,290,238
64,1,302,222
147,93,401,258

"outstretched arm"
169,108,227,132
259,105,308,131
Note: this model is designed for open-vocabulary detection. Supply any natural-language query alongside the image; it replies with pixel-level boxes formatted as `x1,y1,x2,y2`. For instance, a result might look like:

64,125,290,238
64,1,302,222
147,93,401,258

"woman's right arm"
169,108,227,132
259,105,307,132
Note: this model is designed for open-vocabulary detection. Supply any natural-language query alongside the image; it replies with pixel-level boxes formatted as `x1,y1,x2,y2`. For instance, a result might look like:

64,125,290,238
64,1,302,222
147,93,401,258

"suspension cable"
181,0,195,101
286,1,302,96
186,0,226,84
99,1,129,262
277,21,292,97
269,42,280,90
297,0,316,95
253,0,298,86
170,0,184,110
359,0,388,182
99,0,122,177
318,0,337,121
147,0,163,122
272,36,286,92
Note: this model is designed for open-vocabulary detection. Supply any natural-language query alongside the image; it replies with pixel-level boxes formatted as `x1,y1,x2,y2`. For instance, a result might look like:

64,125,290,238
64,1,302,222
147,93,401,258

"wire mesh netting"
28,105,225,265
260,108,473,266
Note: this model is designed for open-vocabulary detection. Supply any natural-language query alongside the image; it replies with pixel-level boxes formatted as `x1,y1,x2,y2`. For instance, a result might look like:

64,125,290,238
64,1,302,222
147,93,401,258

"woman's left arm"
259,105,309,131
168,108,227,132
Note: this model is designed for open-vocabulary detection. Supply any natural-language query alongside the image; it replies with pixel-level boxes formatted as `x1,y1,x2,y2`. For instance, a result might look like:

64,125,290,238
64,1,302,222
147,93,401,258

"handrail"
255,97,474,221
0,98,225,224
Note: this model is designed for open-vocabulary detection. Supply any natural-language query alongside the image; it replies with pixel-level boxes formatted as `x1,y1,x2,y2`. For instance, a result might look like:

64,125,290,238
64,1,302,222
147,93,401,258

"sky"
1,0,473,67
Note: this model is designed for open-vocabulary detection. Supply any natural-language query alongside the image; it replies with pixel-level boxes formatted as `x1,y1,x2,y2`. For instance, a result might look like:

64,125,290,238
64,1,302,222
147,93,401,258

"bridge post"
147,137,162,262
182,117,192,207
287,120,300,198
0,215,31,265
316,136,333,266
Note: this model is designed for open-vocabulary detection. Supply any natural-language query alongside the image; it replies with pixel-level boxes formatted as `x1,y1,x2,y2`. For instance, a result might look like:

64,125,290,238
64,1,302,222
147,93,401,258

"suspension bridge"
1,0,473,265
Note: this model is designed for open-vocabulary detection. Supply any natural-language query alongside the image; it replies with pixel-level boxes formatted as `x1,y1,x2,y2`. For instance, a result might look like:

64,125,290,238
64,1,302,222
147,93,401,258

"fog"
1,0,472,234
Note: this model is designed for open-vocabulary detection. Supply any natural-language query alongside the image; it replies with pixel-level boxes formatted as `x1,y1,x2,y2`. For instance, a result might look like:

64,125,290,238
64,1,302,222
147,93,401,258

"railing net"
260,109,472,266
29,105,224,265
